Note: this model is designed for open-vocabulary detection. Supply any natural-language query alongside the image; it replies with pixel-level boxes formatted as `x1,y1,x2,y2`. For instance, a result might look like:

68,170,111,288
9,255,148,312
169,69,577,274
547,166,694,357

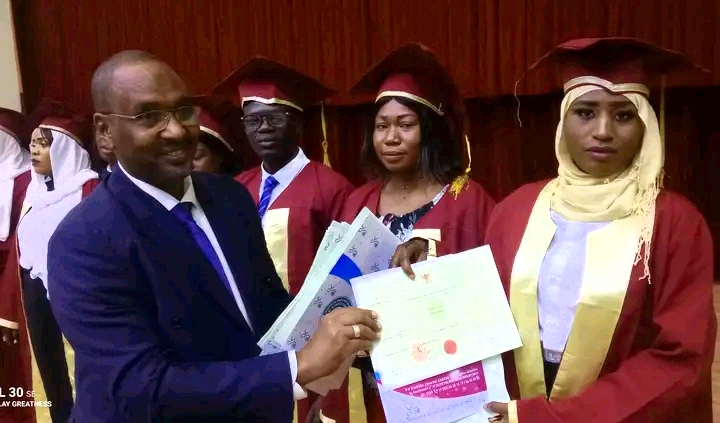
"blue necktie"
257,175,279,219
171,202,233,295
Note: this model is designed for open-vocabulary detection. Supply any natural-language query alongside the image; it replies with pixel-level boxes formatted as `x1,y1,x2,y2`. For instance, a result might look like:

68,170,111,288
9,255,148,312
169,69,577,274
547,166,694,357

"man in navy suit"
47,51,380,423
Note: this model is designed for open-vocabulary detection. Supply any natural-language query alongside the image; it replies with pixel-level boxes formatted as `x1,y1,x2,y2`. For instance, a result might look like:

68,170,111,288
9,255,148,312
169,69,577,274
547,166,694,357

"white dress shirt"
119,163,306,399
259,148,310,223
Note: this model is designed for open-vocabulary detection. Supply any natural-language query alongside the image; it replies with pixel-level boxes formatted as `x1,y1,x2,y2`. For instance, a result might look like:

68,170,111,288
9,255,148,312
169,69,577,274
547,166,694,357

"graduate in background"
214,57,355,293
397,38,716,423
0,107,34,423
214,57,354,423
320,43,496,423
192,94,245,175
94,122,117,180
14,100,100,423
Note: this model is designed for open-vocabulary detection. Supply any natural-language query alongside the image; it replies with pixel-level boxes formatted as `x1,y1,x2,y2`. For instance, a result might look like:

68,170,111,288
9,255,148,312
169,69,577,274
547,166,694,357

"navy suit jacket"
47,168,294,422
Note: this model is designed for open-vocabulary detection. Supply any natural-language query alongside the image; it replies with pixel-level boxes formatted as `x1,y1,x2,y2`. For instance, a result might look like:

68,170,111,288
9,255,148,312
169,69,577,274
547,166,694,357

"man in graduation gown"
213,56,355,423
0,107,33,423
46,50,380,423
215,57,354,292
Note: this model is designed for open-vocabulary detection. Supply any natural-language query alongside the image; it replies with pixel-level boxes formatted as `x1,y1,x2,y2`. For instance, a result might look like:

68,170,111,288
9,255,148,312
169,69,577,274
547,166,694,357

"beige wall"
0,0,22,112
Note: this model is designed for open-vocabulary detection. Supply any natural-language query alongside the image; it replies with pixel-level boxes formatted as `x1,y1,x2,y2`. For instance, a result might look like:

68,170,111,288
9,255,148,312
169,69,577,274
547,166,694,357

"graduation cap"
350,42,472,197
529,37,710,96
528,37,710,140
213,56,337,166
192,94,244,153
0,107,27,148
24,99,93,150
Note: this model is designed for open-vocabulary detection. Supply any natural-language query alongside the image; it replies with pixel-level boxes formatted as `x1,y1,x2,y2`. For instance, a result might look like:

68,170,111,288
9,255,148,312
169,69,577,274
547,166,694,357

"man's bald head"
91,50,166,112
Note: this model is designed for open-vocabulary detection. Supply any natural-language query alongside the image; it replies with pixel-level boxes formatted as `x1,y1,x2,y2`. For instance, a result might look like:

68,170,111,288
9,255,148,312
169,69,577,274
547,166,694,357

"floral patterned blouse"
380,185,448,241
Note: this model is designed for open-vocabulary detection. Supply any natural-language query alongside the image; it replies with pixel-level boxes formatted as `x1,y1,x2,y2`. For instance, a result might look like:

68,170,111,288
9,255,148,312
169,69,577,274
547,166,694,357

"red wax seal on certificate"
444,340,457,355
411,342,430,362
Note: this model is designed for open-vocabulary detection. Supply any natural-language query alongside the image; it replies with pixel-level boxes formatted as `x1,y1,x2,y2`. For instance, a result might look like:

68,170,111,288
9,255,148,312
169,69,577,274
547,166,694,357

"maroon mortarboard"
528,37,710,96
25,99,93,149
212,57,336,111
350,42,472,196
350,43,463,117
192,94,244,153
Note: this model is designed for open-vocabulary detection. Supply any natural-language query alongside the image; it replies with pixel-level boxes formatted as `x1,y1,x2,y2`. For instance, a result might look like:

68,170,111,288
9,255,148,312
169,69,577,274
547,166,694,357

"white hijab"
18,128,97,289
0,129,31,242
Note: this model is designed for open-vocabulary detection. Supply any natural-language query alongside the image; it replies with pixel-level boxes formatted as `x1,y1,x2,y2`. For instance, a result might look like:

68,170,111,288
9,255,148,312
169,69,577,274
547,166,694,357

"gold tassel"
449,134,472,199
321,102,331,168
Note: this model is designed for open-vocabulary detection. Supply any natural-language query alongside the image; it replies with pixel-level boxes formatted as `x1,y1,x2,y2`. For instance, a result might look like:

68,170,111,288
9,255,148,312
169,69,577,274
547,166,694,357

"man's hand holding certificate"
351,245,522,423
295,307,380,385
257,208,400,395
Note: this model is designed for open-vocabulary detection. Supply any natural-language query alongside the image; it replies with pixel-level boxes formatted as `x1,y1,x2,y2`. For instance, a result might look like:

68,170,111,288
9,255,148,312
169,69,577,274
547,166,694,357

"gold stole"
262,208,291,292
510,181,643,402
260,208,301,422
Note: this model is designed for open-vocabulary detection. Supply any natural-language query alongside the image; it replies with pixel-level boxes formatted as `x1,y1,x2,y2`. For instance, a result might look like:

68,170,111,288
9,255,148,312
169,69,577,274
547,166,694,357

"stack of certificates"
258,207,400,395
351,245,523,422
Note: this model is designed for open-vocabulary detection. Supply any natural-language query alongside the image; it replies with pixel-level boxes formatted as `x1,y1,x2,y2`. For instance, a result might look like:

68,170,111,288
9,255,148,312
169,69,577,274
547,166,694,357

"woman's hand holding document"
351,245,521,423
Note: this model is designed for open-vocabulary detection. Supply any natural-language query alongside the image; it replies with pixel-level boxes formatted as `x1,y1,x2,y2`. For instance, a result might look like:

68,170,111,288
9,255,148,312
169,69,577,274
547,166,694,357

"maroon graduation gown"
236,161,353,294
0,177,98,423
322,178,496,423
0,171,32,423
485,181,715,423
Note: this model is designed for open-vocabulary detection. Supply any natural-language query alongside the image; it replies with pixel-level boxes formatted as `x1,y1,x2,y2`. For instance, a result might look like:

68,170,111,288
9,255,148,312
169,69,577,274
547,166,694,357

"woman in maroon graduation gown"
13,100,100,423
475,39,716,422
192,95,245,175
0,107,34,423
320,43,496,423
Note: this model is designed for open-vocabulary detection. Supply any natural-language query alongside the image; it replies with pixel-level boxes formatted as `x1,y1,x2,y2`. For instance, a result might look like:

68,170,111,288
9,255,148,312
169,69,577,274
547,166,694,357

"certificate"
376,355,510,423
351,245,522,390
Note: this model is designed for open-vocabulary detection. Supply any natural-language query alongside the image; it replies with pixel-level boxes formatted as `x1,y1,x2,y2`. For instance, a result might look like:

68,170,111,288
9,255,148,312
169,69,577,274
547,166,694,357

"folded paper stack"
258,207,401,395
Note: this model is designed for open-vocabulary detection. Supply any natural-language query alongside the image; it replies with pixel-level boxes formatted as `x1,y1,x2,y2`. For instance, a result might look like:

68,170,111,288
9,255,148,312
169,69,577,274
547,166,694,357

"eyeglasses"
241,112,292,131
103,105,198,131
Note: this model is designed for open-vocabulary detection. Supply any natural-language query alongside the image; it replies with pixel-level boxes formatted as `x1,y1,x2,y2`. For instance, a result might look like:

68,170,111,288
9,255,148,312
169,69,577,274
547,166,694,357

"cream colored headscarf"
550,83,665,277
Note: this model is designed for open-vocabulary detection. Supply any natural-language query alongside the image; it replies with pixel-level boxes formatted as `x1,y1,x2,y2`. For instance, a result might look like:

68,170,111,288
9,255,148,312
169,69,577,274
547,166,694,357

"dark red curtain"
12,0,720,108
11,0,720,275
